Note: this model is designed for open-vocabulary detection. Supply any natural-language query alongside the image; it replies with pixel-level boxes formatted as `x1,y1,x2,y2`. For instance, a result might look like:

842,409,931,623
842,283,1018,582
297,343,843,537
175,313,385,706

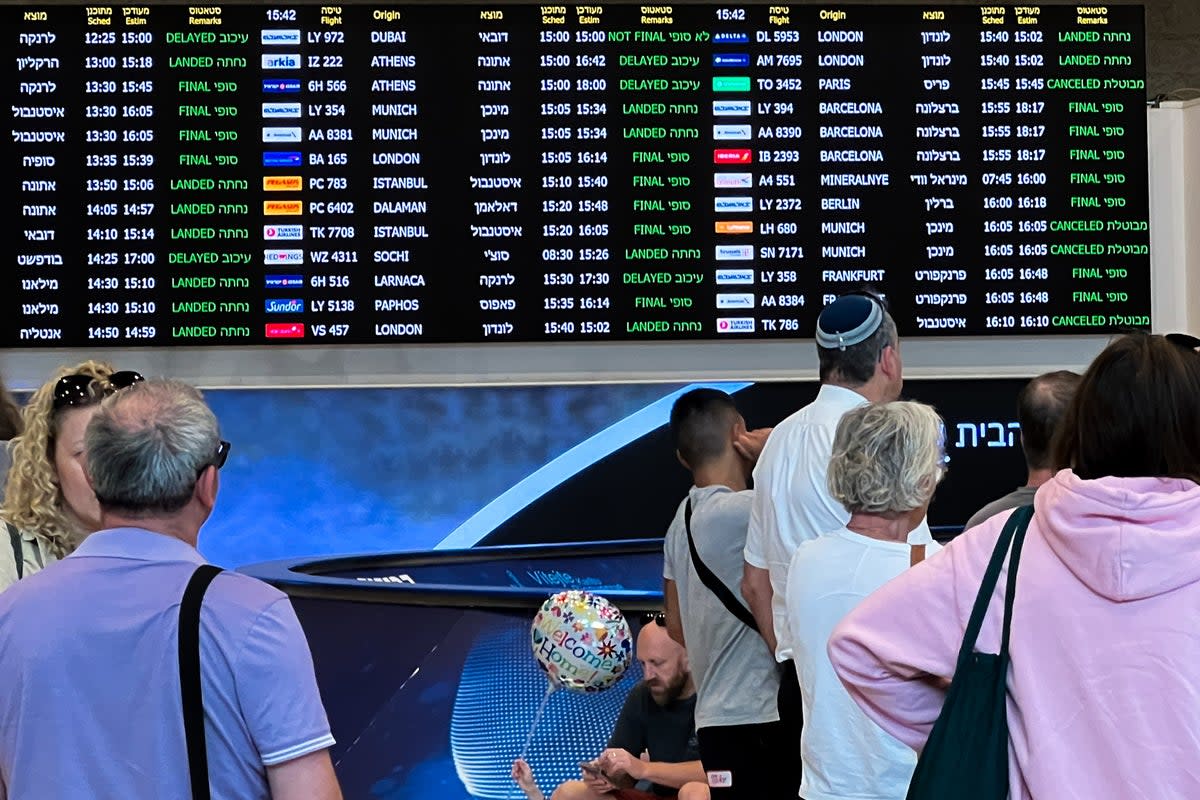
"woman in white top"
1,361,142,591
785,401,947,800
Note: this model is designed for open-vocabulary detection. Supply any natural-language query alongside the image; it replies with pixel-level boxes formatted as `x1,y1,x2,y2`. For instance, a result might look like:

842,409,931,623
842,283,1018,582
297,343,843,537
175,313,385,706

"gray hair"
827,401,944,514
817,310,898,386
85,379,220,516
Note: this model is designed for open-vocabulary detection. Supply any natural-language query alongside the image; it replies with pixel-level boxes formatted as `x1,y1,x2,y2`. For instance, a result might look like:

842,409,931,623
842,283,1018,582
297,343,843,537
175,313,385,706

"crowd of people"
3,294,1200,800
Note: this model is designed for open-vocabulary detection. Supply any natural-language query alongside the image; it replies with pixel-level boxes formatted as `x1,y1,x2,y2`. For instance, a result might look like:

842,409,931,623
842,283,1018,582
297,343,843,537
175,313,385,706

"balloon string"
518,680,556,761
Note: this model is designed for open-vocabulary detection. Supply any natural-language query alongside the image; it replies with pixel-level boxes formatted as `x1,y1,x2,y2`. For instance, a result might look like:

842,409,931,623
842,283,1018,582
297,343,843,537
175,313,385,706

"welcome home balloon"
531,591,633,693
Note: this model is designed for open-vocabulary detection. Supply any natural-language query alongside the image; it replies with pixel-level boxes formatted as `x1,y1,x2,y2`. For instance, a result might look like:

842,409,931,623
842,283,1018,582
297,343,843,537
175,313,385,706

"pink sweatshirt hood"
1036,469,1200,601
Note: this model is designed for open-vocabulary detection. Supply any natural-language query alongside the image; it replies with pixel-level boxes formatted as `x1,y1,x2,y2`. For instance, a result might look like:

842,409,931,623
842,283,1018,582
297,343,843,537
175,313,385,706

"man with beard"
511,621,708,800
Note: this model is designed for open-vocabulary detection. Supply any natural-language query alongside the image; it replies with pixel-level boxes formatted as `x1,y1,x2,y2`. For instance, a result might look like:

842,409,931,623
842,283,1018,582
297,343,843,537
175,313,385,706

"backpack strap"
179,564,222,800
6,522,22,580
684,499,760,633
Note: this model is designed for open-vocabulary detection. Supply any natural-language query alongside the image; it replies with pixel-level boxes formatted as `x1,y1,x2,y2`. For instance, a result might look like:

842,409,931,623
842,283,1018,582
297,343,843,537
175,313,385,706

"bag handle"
684,498,760,633
179,564,222,800
6,522,22,581
955,505,1033,670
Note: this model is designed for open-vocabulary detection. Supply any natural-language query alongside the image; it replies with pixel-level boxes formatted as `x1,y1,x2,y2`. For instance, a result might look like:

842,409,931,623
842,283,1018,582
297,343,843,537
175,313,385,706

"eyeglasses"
53,370,144,411
200,440,232,474
640,612,666,627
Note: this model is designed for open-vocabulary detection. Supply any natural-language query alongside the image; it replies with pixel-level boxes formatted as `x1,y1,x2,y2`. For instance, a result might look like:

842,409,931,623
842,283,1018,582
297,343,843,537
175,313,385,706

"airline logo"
263,175,303,191
714,149,753,164
262,151,302,167
265,323,305,339
264,200,303,215
715,220,754,234
262,102,302,118
262,78,301,93
716,269,755,284
264,224,303,240
713,32,749,43
262,53,301,70
717,293,756,309
265,274,304,288
715,245,754,261
714,124,752,140
715,196,753,212
717,317,756,333
264,249,304,264
714,173,753,189
265,299,305,314
712,100,751,116
263,127,303,143
713,53,750,68
261,29,301,45
713,76,751,92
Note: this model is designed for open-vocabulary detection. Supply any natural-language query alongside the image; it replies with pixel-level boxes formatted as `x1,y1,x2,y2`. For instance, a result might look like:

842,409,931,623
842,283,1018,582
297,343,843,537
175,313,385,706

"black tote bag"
906,504,1033,800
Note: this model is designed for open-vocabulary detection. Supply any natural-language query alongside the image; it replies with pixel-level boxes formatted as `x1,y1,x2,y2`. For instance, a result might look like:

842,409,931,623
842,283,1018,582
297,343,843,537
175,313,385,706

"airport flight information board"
3,3,1149,346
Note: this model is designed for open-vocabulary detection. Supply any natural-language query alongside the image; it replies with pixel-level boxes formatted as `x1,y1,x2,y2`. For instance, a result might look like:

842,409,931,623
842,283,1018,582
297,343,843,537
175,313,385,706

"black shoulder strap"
956,505,1033,669
7,522,22,580
684,499,759,633
179,564,222,800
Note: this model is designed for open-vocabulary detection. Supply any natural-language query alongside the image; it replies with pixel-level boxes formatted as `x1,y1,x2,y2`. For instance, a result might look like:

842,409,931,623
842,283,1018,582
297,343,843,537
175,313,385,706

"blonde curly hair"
1,360,115,558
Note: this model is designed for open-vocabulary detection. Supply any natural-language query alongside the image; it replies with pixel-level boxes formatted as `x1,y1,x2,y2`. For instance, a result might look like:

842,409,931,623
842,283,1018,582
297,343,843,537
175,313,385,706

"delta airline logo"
714,197,753,213
261,29,301,45
714,124,752,140
262,53,301,70
712,100,751,116
263,127,303,143
262,102,302,118
262,151,303,167
265,299,305,314
264,249,304,264
264,224,303,240
713,32,749,43
715,269,755,284
717,293,755,309
265,323,305,339
714,149,753,164
262,78,301,93
715,220,754,234
264,274,304,289
714,173,753,189
716,317,756,333
713,54,750,68
715,245,754,261
264,200,303,215
263,176,302,191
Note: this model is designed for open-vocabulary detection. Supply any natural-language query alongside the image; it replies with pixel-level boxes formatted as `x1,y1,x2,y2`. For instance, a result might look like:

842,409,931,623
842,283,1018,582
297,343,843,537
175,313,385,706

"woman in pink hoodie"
829,332,1200,800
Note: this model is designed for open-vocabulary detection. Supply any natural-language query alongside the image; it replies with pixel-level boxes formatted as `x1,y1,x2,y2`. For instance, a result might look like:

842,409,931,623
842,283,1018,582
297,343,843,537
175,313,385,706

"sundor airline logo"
263,176,302,191
262,53,301,70
264,274,304,288
265,323,305,339
714,173,753,189
263,127,303,143
714,124,752,140
264,200,303,216
714,149,753,164
265,298,305,313
262,102,302,118
712,100,751,116
715,245,754,261
261,29,301,45
717,293,755,309
714,196,753,212
716,317,756,333
264,249,304,263
715,269,755,284
264,224,303,240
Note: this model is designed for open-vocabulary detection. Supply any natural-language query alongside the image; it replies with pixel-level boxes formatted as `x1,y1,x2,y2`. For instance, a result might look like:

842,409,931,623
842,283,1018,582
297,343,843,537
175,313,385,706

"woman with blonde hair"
1,361,142,591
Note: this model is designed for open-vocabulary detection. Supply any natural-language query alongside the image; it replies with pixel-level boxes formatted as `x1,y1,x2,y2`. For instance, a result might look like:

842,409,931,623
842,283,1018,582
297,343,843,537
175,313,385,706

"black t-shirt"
606,683,700,795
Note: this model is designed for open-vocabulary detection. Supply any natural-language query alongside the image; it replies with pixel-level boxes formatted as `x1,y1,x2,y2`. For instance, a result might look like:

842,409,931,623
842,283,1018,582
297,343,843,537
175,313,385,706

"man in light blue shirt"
0,378,341,800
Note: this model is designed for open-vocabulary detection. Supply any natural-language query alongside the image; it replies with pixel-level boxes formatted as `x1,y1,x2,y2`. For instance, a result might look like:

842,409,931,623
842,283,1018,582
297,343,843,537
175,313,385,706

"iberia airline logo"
263,176,302,191
263,200,303,215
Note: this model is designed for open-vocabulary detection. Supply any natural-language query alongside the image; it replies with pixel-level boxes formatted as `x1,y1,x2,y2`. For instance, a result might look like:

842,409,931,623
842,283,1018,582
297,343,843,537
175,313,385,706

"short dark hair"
670,389,739,468
1017,371,1081,470
817,310,898,385
1053,333,1200,482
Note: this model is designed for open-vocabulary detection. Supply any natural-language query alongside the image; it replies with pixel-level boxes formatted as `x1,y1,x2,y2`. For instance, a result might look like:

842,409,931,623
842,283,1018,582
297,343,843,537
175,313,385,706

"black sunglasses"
640,612,666,627
53,370,144,411
201,440,232,474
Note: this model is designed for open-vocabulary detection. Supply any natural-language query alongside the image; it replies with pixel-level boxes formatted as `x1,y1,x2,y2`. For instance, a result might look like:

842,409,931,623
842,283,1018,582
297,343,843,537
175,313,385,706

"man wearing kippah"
738,292,936,784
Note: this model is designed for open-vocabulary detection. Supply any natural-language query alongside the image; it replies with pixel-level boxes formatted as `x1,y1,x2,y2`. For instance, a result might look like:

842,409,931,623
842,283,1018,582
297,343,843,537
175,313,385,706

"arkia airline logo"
261,53,301,70
264,224,303,240
713,149,753,164
261,29,301,45
265,323,305,339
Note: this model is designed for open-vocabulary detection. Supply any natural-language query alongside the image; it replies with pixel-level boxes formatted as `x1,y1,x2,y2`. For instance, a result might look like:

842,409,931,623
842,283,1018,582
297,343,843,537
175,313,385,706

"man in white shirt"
739,292,935,764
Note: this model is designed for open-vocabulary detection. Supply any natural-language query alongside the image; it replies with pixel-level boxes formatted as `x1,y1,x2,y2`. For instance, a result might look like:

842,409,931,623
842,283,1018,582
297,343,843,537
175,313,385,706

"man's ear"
194,465,219,511
675,449,690,471
879,343,900,381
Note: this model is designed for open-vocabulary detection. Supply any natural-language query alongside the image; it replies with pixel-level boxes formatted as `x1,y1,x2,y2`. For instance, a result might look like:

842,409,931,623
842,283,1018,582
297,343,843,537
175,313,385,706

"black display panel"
3,3,1149,346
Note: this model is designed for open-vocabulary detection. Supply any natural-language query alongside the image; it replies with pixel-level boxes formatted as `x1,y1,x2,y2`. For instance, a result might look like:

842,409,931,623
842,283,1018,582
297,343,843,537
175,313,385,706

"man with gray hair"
0,379,341,800
785,401,946,800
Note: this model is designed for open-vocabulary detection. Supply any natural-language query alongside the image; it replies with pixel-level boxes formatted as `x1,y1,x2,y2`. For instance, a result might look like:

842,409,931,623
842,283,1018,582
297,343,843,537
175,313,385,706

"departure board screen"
4,3,1149,346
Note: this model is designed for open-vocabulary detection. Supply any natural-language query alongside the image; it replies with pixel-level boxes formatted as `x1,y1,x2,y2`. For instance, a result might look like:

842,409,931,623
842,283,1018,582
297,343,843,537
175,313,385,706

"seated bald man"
512,620,709,800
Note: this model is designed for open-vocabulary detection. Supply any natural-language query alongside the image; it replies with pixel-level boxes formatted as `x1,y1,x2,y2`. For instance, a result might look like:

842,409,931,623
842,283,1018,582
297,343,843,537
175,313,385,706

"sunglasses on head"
640,612,667,627
52,370,144,411
199,440,232,475
1166,333,1200,353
